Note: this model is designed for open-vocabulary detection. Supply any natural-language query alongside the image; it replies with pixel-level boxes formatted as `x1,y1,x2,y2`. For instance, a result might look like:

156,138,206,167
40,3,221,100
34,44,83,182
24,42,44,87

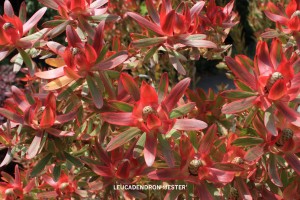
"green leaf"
86,75,103,109
169,102,196,119
231,137,264,147
132,37,167,48
221,90,257,99
144,45,159,62
57,79,84,101
109,100,133,112
107,127,142,151
18,49,35,77
53,164,61,182
30,153,53,177
0,108,24,124
133,132,146,158
157,134,175,167
64,152,83,167
90,14,121,22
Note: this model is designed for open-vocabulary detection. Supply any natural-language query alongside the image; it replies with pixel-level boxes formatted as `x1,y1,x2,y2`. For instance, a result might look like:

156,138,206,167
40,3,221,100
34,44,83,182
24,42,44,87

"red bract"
0,165,35,200
198,0,238,42
127,0,216,75
102,73,207,166
42,170,87,199
88,142,146,186
0,86,77,158
148,125,241,197
35,24,128,108
222,39,300,130
264,0,300,33
39,0,107,20
0,0,47,60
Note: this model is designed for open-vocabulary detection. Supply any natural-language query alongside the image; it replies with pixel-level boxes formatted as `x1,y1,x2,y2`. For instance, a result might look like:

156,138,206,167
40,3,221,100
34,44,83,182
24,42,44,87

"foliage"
0,0,300,199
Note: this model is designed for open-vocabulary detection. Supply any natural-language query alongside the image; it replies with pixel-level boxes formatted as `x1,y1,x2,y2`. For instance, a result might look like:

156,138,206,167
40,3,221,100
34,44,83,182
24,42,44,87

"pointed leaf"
169,52,186,75
225,57,256,90
106,127,142,151
23,7,47,34
169,102,195,119
264,106,277,136
101,112,135,126
43,76,74,91
173,119,207,130
222,96,257,114
231,137,264,147
0,108,24,123
120,73,140,101
221,90,257,99
157,134,175,167
132,37,167,48
127,12,165,35
30,153,52,177
86,75,103,109
163,78,190,112
198,124,217,157
268,154,283,187
144,132,157,166
235,177,253,200
63,152,83,167
244,145,264,162
93,50,128,70
284,153,300,176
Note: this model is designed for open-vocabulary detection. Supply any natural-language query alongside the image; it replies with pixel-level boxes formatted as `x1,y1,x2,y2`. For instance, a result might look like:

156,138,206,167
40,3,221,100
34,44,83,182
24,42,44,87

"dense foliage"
0,0,300,199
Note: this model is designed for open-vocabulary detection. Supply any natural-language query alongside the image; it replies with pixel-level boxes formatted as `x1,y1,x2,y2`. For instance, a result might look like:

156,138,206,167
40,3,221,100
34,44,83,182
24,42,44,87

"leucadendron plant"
0,0,300,199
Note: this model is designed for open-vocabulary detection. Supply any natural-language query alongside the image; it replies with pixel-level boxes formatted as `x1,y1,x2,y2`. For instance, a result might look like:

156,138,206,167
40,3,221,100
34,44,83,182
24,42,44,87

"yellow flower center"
71,47,80,56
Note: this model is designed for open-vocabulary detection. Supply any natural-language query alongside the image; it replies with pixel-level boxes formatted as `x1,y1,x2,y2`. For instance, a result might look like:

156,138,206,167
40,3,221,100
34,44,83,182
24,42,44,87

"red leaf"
235,177,253,200
106,127,142,151
161,10,175,36
268,154,283,187
148,168,184,180
145,0,160,24
163,78,190,112
101,112,135,126
284,153,300,176
93,50,128,70
264,11,289,24
23,7,47,35
173,119,207,130
157,72,169,103
196,183,214,200
0,108,24,124
268,79,287,100
147,114,161,130
180,135,195,169
66,25,82,47
127,12,165,35
115,160,130,179
222,96,257,114
90,165,114,177
244,145,264,163
225,56,256,90
47,41,66,57
144,132,157,166
198,124,217,157
120,73,140,101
